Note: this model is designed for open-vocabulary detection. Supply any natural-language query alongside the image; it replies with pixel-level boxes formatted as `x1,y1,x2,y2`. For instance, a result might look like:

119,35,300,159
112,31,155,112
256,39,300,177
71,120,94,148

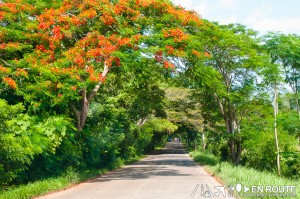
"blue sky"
172,0,300,35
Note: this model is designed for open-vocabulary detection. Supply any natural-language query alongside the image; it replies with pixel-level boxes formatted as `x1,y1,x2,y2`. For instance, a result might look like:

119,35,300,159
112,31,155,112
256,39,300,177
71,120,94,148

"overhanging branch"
88,64,109,102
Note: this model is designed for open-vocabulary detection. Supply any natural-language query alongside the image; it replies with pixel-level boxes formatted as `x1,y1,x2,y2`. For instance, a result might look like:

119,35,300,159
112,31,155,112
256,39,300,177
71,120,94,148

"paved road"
38,142,233,199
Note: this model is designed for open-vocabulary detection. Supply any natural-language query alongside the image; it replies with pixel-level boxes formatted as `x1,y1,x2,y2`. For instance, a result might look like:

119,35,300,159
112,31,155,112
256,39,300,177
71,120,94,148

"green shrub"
191,151,300,199
0,99,74,186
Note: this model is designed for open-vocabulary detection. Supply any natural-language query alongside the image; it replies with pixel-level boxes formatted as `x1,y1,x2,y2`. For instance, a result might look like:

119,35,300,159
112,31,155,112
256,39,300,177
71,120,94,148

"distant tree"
164,87,203,149
187,22,267,164
261,63,284,176
265,33,300,115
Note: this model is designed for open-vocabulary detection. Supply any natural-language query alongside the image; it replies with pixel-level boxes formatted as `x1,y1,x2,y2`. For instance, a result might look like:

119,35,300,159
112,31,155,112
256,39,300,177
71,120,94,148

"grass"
0,156,143,199
190,151,300,199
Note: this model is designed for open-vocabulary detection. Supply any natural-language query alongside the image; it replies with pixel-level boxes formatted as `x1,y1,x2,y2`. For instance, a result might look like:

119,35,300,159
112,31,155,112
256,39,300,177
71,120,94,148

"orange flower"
154,50,163,62
166,45,174,54
86,66,95,74
0,65,9,73
163,61,175,69
100,12,115,26
71,16,81,25
36,45,46,52
192,49,201,57
74,75,81,80
79,9,97,19
3,77,17,89
163,28,189,42
38,22,51,30
133,34,142,43
114,4,125,15
204,52,211,58
49,41,55,50
16,68,28,76
115,58,121,66
74,55,85,66
71,86,77,91
0,43,6,50
52,26,63,40
0,11,5,20
89,75,99,82
117,38,131,47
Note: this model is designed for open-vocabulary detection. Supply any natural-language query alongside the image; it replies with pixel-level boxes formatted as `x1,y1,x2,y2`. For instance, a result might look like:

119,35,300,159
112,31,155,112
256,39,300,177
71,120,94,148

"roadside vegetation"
190,151,300,199
0,157,143,199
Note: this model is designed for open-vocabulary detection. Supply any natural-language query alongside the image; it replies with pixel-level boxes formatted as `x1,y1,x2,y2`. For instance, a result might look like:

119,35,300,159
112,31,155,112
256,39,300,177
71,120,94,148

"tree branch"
88,64,109,102
0,58,16,69
71,104,80,118
213,92,226,118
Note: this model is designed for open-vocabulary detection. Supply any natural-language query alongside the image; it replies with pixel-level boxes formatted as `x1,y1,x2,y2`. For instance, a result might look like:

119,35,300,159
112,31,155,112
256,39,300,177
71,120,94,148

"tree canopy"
0,0,300,191
0,0,202,131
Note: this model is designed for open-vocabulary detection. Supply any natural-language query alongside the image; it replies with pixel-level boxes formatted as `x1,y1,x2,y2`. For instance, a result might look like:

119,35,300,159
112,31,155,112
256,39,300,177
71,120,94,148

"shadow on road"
88,142,197,183
149,142,187,155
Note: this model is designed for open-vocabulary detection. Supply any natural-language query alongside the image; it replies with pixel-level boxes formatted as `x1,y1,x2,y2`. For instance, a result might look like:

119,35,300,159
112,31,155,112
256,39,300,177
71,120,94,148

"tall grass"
190,151,299,199
0,156,143,199
0,168,106,199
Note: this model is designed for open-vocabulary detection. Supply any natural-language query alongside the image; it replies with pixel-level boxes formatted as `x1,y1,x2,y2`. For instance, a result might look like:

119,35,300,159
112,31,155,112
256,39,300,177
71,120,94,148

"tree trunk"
71,89,89,132
71,65,109,132
295,95,300,116
229,140,236,163
201,131,206,150
214,92,241,164
274,83,281,176
235,141,242,165
235,121,242,165
289,68,300,115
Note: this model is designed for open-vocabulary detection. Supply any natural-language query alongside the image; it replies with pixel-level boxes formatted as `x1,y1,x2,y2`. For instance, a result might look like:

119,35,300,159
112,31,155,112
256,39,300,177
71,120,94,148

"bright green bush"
0,99,74,185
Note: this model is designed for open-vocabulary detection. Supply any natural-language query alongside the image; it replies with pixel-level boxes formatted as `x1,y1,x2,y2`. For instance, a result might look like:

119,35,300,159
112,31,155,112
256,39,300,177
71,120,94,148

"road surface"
38,142,233,199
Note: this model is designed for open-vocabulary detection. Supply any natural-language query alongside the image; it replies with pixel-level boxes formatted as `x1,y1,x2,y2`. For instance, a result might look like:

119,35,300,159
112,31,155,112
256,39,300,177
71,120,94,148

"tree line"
0,0,299,188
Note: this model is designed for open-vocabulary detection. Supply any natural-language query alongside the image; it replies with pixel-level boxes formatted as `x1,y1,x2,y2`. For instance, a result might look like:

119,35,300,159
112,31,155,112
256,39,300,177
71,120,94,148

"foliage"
141,118,178,134
0,166,119,199
0,99,73,185
0,0,199,190
165,87,203,129
277,111,300,137
0,0,300,196
0,0,203,131
191,151,300,199
186,21,268,164
138,118,177,151
264,33,300,114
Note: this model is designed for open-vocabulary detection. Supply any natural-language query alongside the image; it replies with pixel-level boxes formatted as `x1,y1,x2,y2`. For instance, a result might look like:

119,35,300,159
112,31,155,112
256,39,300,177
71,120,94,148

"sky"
172,0,300,35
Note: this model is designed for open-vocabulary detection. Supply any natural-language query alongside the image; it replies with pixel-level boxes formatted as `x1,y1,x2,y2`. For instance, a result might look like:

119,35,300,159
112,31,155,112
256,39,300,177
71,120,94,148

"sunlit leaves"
0,0,204,121
0,99,74,185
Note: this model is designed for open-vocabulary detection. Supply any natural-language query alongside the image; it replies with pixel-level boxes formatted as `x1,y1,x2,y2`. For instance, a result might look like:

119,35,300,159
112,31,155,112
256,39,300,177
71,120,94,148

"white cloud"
193,3,209,18
250,18,300,34
218,15,238,25
243,2,300,34
171,0,193,9
171,0,300,35
218,0,238,10
243,4,272,25
171,0,208,19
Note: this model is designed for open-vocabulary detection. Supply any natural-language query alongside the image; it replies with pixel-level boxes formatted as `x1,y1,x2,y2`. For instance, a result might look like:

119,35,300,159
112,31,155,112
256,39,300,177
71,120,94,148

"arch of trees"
0,0,299,187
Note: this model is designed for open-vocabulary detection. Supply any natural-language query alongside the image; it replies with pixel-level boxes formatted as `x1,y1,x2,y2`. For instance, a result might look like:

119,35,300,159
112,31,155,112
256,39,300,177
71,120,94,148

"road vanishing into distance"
38,142,233,199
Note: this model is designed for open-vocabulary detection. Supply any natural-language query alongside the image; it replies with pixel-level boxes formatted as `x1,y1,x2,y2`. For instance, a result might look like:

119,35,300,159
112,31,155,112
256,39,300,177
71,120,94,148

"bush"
281,153,300,179
0,99,74,186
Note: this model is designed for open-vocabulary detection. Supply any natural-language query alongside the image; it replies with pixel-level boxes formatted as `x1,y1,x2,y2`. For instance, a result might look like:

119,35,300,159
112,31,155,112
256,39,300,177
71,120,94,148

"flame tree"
0,0,203,131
